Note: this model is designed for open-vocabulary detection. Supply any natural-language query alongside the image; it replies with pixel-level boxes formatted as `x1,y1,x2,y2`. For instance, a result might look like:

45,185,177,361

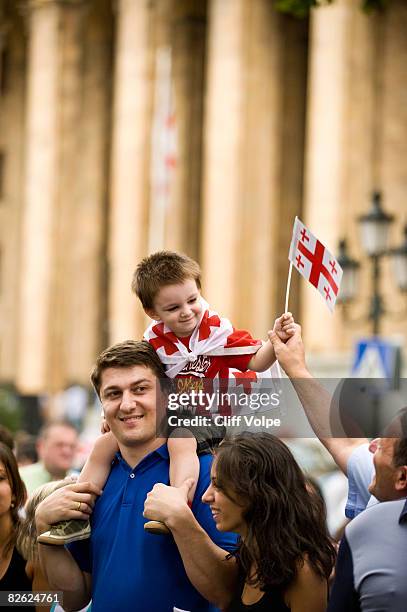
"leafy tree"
275,0,387,18
0,386,22,432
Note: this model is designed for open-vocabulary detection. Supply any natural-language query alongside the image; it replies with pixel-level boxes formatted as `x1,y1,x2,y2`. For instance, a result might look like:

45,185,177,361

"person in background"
269,325,407,610
15,432,38,467
327,424,407,612
0,442,35,611
18,478,90,612
19,421,79,495
0,425,14,452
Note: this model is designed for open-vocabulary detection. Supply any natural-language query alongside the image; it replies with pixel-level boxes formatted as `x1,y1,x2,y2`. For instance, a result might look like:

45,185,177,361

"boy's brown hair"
132,250,201,309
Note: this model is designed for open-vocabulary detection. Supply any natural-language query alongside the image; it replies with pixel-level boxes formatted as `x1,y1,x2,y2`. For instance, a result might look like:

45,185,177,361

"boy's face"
146,278,202,337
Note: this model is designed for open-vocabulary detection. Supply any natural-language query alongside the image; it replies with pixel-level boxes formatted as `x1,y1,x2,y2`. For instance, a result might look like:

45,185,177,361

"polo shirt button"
130,473,135,478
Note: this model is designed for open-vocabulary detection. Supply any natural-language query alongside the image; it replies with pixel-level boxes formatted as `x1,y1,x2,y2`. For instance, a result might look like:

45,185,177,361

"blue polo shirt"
69,445,237,612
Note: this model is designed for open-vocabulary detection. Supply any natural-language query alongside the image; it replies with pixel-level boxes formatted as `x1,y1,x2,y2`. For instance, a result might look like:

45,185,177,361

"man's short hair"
131,251,201,309
38,420,78,441
393,407,407,468
91,340,167,398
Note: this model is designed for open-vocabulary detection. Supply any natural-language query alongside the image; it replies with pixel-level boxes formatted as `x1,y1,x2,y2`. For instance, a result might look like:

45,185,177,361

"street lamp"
337,191,407,336
390,225,407,293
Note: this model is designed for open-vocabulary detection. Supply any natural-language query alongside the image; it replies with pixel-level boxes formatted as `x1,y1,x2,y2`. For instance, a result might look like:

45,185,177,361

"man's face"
38,425,78,477
145,279,203,338
100,365,162,450
368,437,400,501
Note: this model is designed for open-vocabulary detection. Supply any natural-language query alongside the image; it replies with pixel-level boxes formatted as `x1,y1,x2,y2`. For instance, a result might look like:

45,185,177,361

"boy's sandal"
144,520,171,535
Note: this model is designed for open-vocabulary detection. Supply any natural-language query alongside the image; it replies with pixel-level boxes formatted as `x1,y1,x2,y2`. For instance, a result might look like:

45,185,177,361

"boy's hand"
101,419,110,434
268,324,306,377
271,312,296,342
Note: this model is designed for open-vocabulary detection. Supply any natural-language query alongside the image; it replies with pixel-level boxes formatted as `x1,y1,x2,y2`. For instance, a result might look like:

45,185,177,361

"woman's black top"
228,583,290,611
0,548,35,612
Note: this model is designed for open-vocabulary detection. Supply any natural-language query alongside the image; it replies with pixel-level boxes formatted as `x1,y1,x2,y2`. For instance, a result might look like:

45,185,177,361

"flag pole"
284,262,293,314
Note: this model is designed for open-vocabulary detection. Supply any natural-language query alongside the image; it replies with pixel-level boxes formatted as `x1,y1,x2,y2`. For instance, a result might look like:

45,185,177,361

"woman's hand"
143,478,195,529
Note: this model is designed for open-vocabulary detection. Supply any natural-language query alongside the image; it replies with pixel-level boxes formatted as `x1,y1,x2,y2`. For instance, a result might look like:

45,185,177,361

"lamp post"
337,191,406,437
337,191,407,334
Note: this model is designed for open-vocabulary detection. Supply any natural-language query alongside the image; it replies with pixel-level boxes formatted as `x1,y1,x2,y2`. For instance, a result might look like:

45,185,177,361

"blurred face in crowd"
37,424,78,478
202,459,247,537
0,461,13,520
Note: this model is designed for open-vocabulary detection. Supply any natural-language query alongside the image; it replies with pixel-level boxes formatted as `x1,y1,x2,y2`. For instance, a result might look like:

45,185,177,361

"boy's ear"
144,307,159,321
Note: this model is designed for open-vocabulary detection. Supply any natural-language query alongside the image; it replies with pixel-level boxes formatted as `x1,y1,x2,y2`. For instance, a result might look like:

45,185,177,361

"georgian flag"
289,217,343,313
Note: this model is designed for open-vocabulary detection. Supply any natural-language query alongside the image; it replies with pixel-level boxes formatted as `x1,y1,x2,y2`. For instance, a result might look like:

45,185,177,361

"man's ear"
395,465,407,493
144,307,159,321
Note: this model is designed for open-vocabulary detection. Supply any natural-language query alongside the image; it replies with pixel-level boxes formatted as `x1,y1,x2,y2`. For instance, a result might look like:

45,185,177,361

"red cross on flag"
288,217,343,313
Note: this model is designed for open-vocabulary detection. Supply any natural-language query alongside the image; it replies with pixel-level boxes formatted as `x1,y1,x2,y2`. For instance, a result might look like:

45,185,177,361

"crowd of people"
0,250,405,611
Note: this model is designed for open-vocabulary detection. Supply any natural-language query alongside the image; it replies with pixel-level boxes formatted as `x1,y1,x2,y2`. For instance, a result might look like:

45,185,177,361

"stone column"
201,0,300,337
17,0,61,393
379,1,407,338
0,8,26,384
301,1,348,352
48,0,89,391
145,0,206,259
62,0,113,385
301,0,407,351
17,0,92,393
162,0,206,258
200,0,248,322
108,0,153,343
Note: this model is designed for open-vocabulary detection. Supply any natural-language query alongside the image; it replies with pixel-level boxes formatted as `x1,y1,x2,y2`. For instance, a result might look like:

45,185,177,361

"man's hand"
143,479,195,529
272,312,296,342
35,481,102,535
268,323,308,378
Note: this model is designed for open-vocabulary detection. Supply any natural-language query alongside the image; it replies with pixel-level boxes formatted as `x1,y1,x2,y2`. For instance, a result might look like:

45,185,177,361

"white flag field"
287,217,343,313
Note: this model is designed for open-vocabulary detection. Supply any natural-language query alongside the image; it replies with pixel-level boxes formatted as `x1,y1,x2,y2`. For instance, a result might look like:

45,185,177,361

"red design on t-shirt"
232,370,258,394
198,312,221,341
149,323,180,355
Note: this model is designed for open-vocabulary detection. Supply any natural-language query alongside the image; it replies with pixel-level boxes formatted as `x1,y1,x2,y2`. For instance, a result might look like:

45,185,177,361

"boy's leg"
37,432,119,545
144,431,199,535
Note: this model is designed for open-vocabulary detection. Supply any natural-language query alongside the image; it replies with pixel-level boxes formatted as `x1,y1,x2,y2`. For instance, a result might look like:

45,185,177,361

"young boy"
38,251,295,544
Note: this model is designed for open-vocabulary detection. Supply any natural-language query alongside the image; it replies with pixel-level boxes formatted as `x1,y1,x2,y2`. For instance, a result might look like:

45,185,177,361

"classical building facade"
0,0,406,394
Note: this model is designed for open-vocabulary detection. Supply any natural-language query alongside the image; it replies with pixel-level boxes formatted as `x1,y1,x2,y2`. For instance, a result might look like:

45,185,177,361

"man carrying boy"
36,340,238,612
133,250,294,530
39,250,294,543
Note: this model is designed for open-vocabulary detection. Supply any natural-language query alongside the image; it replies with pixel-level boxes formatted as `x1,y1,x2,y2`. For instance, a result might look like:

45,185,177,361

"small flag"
288,217,343,312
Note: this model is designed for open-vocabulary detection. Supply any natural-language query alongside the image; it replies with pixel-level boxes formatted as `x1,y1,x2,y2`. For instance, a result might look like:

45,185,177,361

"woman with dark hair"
0,442,35,610
202,432,336,611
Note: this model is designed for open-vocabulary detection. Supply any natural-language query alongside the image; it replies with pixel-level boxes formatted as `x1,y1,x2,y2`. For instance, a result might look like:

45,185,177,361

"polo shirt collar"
114,443,169,471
